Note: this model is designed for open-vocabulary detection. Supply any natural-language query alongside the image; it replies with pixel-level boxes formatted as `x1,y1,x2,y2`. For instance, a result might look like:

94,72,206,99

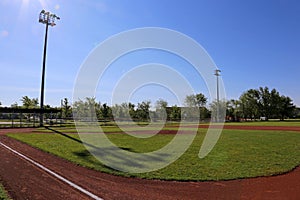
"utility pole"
38,10,60,126
214,69,221,122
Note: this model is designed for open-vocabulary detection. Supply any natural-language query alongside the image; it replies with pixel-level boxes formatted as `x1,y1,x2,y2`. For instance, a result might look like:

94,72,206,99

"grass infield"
8,124,300,181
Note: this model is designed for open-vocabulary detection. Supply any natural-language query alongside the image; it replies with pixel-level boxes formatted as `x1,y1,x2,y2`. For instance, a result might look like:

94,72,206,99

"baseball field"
0,120,299,199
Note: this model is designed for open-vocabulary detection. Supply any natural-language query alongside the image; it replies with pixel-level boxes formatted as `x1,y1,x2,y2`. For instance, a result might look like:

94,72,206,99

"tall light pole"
39,10,60,126
214,69,221,122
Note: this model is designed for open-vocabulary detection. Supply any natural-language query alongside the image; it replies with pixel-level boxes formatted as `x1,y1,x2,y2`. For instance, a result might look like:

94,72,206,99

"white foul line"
0,142,103,200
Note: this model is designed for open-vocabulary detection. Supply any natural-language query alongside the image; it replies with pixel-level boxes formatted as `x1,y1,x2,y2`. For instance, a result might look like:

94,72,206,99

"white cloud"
54,4,60,10
0,30,9,37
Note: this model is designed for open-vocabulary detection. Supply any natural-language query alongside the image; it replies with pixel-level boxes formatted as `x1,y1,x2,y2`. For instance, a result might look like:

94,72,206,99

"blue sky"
0,0,299,107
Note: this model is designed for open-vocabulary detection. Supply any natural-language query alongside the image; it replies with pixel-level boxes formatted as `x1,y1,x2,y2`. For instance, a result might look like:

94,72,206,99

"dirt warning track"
0,128,300,199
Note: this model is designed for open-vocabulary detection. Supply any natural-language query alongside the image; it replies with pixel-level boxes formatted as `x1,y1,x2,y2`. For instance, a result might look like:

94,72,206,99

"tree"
184,93,207,107
111,104,123,119
238,87,295,120
278,96,295,120
72,99,85,119
20,96,39,120
11,102,18,108
155,98,168,121
128,102,136,120
239,89,260,120
199,106,211,121
62,98,71,119
257,87,273,119
210,100,227,122
226,99,242,121
293,107,300,118
21,96,38,108
185,93,207,120
169,105,181,121
136,101,151,121
269,88,281,118
73,97,100,121
101,103,111,120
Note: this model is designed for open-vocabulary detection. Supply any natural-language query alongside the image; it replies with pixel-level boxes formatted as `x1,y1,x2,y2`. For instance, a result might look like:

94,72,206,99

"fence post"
20,113,22,128
11,112,14,128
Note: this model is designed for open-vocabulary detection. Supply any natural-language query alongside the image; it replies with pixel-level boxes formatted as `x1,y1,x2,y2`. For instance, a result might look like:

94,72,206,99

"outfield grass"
33,122,196,133
0,184,10,200
226,120,300,127
31,120,300,134
8,126,300,181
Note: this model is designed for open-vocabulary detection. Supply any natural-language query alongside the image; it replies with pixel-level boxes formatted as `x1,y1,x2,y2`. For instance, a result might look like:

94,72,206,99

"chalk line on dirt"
0,141,103,200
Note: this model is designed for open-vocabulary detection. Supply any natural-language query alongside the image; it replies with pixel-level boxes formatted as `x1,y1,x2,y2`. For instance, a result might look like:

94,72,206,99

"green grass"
8,127,300,181
31,120,300,134
33,122,195,133
226,120,300,127
0,184,10,200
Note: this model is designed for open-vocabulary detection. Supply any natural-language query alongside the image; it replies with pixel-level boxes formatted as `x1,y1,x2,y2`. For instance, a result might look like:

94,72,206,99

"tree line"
227,87,297,121
1,86,299,121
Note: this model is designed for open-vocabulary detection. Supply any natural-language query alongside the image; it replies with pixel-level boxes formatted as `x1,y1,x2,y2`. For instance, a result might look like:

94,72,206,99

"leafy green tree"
293,107,300,118
72,99,84,118
185,93,207,120
112,102,136,121
73,97,100,121
278,96,295,120
111,104,123,119
11,102,18,108
257,87,273,119
185,93,207,107
62,98,72,119
209,100,227,122
199,106,211,121
101,103,111,120
136,101,151,121
239,87,295,120
226,99,242,121
20,96,39,120
21,96,38,108
128,102,136,120
169,105,181,121
239,89,260,120
269,88,281,118
155,98,168,121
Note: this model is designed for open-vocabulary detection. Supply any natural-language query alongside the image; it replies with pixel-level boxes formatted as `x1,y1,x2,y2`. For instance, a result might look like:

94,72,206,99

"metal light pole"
214,69,221,122
39,10,60,126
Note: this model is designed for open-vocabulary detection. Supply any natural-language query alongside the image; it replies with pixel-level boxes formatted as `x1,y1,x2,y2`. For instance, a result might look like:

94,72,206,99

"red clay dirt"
0,127,299,200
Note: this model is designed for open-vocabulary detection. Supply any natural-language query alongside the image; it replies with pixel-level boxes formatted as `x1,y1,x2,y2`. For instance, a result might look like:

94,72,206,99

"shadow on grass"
45,126,171,172
46,127,85,144
72,149,118,172
45,127,136,151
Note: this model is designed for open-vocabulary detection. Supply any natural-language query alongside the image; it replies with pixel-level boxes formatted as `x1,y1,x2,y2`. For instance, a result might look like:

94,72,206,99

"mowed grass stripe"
8,128,300,181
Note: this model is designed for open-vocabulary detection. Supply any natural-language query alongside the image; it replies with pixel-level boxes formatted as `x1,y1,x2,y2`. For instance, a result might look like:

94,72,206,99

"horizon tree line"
1,86,299,121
